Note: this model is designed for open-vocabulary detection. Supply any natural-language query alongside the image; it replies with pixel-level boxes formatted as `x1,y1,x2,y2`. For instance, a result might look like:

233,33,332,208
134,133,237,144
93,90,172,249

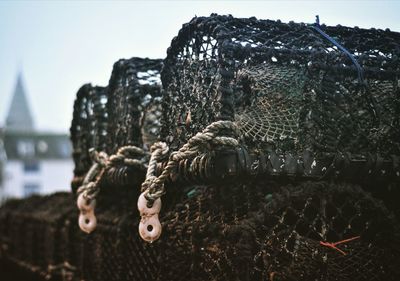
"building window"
23,161,40,173
37,140,48,153
23,183,40,197
17,140,35,157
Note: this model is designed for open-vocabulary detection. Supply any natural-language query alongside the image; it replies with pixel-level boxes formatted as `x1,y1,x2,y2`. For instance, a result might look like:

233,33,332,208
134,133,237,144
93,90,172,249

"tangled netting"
1,15,400,281
1,182,400,281
69,57,163,192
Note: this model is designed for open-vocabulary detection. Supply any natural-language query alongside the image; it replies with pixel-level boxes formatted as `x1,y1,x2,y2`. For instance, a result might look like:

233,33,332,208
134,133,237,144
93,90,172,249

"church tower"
0,71,73,201
5,72,35,132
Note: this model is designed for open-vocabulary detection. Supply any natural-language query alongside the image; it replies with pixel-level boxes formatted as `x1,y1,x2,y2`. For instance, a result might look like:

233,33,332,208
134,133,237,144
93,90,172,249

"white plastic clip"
138,192,162,242
77,193,97,233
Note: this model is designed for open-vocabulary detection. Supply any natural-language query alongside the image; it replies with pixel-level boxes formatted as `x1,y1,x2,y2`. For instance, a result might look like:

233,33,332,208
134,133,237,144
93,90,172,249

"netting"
158,181,400,281
70,57,163,192
234,64,305,148
70,84,108,189
161,14,400,158
1,182,399,281
0,193,76,280
1,15,400,281
106,57,163,153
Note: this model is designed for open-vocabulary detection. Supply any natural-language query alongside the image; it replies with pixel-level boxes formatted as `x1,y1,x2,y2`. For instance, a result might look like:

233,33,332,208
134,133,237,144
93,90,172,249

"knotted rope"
138,120,240,242
141,120,240,205
77,145,149,233
77,146,148,196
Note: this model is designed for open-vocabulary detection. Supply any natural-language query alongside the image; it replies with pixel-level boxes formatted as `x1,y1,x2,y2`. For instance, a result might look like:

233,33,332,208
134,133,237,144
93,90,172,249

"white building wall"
41,160,74,193
4,161,25,198
2,159,73,201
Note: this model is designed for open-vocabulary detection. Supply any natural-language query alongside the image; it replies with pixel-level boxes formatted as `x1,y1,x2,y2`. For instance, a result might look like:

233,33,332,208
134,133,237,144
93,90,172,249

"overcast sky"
1,0,399,132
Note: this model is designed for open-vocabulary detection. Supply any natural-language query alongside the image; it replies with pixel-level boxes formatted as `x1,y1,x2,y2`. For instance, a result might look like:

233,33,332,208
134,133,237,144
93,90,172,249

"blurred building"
0,73,73,202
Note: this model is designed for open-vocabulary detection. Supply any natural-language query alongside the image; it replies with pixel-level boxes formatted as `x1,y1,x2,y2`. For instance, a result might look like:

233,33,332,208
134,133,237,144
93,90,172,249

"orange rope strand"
320,236,361,255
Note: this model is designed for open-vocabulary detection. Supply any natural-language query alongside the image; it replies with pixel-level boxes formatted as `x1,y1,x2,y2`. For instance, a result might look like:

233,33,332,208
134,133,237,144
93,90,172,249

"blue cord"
312,15,365,85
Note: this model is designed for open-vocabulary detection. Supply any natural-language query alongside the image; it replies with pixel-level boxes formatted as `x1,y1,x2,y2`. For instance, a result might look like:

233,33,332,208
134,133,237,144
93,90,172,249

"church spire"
5,72,35,132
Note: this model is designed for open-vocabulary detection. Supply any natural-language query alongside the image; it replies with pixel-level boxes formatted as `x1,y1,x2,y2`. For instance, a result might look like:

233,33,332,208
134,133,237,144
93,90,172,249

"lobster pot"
155,180,400,281
78,195,160,281
161,14,400,181
0,193,75,279
2,15,400,281
154,14,400,281
0,184,399,281
70,58,163,192
0,193,163,281
70,85,108,191
106,57,163,153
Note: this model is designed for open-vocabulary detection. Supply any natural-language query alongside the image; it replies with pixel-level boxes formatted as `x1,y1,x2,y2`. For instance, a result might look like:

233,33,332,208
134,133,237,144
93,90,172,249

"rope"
141,120,240,205
77,145,149,199
77,145,149,234
109,145,148,167
311,15,365,85
320,236,361,255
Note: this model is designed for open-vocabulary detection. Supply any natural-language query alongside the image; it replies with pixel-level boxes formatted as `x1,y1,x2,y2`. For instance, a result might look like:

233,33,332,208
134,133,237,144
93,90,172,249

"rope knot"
138,120,241,242
77,144,149,234
89,148,109,167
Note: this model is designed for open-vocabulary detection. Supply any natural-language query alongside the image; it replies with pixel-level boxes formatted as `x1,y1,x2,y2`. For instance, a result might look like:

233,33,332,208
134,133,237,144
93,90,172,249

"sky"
0,0,399,133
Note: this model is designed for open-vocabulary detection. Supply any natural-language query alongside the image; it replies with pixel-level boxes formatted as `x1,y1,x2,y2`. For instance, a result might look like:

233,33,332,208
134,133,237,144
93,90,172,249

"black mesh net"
1,15,400,281
1,182,400,281
70,84,108,187
69,57,163,192
0,193,76,280
161,14,400,158
158,181,400,281
106,57,163,153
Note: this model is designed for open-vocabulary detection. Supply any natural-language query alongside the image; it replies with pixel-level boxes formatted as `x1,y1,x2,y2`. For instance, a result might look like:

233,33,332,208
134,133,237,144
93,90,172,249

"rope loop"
141,120,239,203
77,144,149,233
138,120,240,242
